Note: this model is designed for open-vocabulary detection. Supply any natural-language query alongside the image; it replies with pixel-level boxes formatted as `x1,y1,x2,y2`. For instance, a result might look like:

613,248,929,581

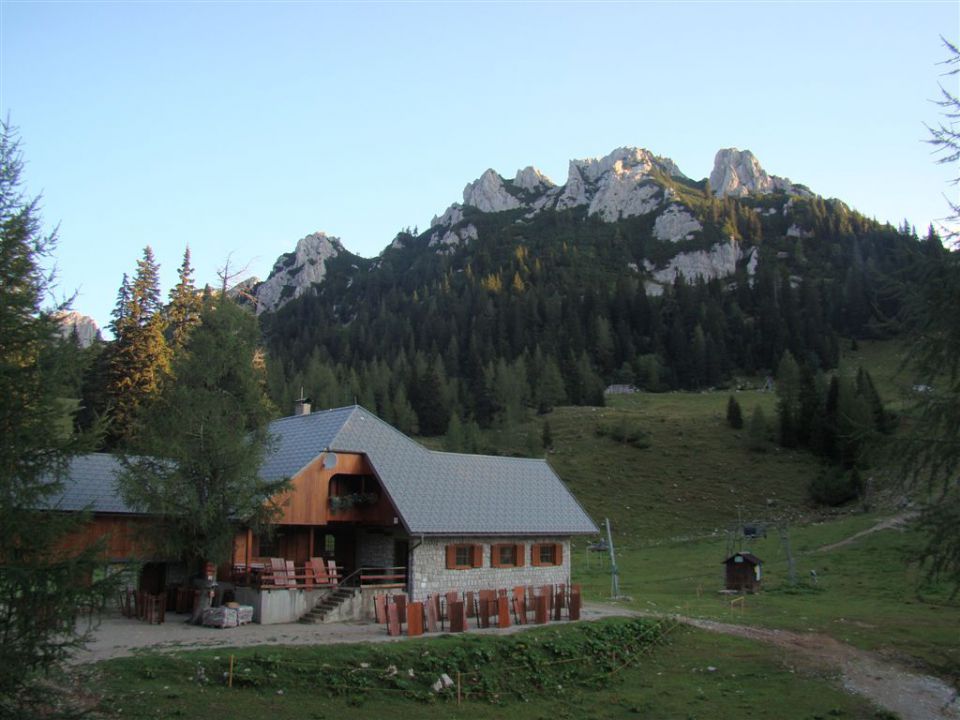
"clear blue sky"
2,1,957,332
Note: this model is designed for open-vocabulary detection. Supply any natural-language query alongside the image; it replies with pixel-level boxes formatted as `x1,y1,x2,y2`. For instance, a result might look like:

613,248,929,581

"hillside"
250,146,931,437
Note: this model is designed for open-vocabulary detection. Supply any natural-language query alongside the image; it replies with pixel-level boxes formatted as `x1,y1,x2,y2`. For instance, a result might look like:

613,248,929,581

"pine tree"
167,246,202,351
117,296,286,622
0,122,115,713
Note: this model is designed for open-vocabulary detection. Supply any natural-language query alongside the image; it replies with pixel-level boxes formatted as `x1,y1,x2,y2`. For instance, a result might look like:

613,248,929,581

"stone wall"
357,529,399,568
409,536,570,603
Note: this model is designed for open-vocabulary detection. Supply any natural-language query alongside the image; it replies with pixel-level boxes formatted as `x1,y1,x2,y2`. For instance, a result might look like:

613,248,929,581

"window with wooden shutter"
531,542,562,567
492,543,524,568
446,543,483,570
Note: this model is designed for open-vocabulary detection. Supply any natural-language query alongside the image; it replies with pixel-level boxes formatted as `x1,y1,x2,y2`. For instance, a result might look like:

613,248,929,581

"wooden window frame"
530,542,563,567
446,543,483,570
490,543,525,568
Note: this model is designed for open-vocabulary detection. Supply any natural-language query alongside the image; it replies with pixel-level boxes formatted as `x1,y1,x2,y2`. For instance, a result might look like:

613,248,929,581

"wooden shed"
722,551,762,593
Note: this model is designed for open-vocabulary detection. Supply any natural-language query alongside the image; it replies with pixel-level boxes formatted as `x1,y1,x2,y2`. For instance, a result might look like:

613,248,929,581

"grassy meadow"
87,620,887,720
82,338,958,718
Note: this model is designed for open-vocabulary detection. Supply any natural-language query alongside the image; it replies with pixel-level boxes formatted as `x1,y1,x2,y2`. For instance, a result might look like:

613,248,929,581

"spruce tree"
0,122,114,713
107,246,172,446
167,246,202,351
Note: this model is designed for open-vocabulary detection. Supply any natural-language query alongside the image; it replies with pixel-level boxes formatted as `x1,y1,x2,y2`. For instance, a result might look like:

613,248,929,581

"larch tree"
0,122,114,715
117,295,287,621
897,38,960,594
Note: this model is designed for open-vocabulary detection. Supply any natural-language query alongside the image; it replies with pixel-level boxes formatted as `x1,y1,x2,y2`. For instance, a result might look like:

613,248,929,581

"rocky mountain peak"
513,166,555,192
709,148,797,198
253,231,343,315
462,169,523,213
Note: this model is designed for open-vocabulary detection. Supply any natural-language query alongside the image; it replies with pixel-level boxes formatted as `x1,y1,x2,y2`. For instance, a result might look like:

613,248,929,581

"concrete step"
298,587,359,624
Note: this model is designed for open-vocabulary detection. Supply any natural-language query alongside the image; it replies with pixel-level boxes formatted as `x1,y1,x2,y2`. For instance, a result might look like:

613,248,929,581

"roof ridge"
425,448,548,464
268,404,359,427
331,406,430,454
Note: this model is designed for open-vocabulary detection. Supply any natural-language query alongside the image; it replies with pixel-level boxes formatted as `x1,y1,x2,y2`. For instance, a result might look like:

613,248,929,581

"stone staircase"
299,586,360,624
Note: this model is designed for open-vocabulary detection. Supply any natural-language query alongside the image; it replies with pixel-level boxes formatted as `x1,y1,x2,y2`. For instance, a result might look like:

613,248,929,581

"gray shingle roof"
46,453,140,514
266,405,599,536
52,406,599,536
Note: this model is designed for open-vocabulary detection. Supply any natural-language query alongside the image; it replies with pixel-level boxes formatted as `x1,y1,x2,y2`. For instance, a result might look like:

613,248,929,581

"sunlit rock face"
653,204,703,243
513,166,555,192
709,148,797,198
254,232,343,315
55,311,100,347
462,169,523,213
645,241,757,293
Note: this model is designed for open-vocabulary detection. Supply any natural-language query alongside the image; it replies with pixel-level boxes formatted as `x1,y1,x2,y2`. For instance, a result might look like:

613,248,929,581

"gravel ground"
70,602,633,665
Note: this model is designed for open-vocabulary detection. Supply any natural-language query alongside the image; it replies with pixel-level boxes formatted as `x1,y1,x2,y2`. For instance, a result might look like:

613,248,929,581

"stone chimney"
293,388,311,416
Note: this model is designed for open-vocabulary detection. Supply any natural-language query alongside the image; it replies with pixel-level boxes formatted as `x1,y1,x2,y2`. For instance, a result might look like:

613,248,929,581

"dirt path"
815,511,918,553
682,617,958,720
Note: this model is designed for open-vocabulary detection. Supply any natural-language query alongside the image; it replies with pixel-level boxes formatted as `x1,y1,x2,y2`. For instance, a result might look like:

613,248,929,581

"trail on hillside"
680,616,958,720
814,511,918,553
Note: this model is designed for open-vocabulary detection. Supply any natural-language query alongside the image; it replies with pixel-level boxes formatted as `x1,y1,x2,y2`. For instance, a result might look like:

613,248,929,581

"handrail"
338,567,363,588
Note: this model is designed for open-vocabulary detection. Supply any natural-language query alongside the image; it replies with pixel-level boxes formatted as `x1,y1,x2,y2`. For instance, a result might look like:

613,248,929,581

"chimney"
293,387,311,416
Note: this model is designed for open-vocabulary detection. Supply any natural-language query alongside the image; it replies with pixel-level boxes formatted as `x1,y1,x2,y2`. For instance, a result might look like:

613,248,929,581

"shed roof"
722,551,762,565
50,406,599,536
46,453,140,515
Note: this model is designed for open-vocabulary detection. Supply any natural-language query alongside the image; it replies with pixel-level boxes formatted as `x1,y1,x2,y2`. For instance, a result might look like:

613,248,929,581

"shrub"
809,467,863,506
595,417,651,449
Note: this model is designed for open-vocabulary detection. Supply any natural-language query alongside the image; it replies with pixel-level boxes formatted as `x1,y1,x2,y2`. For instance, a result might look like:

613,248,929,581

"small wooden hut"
722,552,762,592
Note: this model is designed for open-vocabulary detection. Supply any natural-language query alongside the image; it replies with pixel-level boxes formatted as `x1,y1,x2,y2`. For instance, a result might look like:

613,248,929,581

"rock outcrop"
653,205,703,242
462,169,522,213
55,311,100,347
709,148,796,198
644,241,757,294
428,223,478,253
254,232,343,315
513,166,555,192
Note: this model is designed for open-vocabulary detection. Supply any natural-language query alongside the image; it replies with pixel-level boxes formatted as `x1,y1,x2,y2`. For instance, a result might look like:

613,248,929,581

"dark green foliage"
595,416,650,449
0,122,115,716
166,246,202,351
809,466,863,506
118,297,287,575
894,38,960,594
746,406,769,452
541,418,553,450
725,395,743,429
106,246,172,447
261,178,922,429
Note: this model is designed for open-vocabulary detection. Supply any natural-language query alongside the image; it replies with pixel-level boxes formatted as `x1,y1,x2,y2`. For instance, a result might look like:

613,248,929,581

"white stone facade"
408,536,571,603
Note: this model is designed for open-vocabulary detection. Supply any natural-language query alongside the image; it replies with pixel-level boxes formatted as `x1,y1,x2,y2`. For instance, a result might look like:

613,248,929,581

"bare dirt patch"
815,511,917,553
684,617,958,720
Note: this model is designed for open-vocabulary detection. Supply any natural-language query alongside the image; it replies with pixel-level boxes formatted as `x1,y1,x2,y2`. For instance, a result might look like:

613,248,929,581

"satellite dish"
322,452,338,470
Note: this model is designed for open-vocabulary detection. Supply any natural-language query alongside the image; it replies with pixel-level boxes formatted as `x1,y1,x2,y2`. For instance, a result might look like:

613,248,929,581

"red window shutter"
490,544,501,568
515,543,525,567
472,544,483,568
554,543,563,565
531,543,542,567
446,544,457,569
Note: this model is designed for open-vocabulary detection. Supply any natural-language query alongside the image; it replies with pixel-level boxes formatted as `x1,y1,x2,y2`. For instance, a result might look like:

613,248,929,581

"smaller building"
722,551,762,593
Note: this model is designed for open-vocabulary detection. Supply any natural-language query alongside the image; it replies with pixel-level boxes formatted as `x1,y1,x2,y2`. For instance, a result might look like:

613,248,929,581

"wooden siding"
272,452,397,526
59,514,156,561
